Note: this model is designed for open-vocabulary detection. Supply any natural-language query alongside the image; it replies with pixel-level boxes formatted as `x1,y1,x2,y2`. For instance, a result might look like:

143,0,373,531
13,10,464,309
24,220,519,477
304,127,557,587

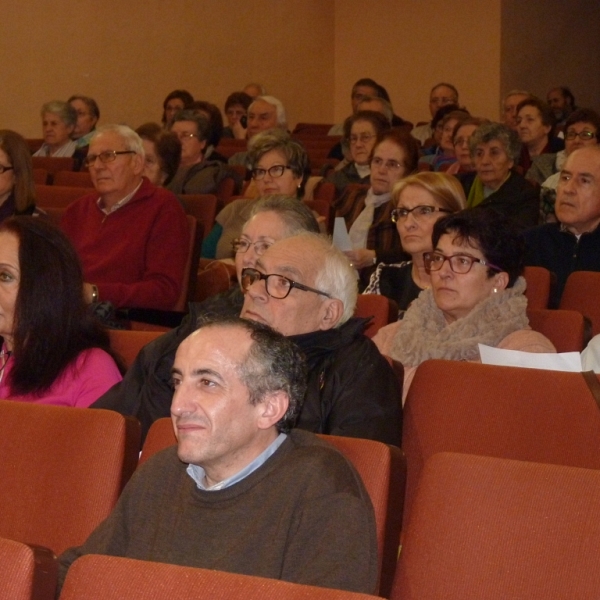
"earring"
493,288,498,293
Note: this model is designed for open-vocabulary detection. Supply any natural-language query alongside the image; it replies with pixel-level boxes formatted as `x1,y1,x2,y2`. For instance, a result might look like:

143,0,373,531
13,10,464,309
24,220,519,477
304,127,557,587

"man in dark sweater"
58,317,378,594
524,146,600,307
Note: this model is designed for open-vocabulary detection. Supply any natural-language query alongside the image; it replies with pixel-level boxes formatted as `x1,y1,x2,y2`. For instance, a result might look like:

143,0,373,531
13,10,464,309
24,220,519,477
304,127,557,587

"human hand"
343,248,376,270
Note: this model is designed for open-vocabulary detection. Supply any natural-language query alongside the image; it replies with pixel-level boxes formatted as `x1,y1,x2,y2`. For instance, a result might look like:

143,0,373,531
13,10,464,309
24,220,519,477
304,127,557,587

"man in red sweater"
61,124,189,310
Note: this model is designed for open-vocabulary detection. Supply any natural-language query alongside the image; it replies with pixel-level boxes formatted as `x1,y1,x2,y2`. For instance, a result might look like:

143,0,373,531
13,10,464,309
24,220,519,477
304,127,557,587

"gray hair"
246,129,308,180
170,109,210,141
469,122,521,163
503,89,530,102
90,124,145,157
248,195,320,235
253,95,287,129
197,316,308,434
290,232,358,325
357,96,393,124
41,101,77,128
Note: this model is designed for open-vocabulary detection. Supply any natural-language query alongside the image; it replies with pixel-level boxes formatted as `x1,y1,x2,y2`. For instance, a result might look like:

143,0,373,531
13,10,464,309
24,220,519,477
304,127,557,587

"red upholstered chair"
401,360,600,534
305,198,335,234
31,156,75,177
527,308,585,352
59,554,382,600
560,271,600,337
108,329,163,370
172,215,202,312
0,537,57,600
354,294,398,338
35,185,93,208
53,170,93,187
139,418,405,598
313,180,336,204
180,193,218,238
32,168,49,185
194,259,234,303
523,265,551,309
393,452,600,600
292,123,336,135
0,400,140,556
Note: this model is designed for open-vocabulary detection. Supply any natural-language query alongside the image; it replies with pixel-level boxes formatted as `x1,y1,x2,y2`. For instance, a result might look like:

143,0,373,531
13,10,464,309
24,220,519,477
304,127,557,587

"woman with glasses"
202,130,309,259
0,217,122,407
418,110,470,172
0,130,39,223
458,122,540,230
526,108,600,222
445,117,489,175
374,209,555,403
334,129,420,286
364,172,465,316
325,111,390,198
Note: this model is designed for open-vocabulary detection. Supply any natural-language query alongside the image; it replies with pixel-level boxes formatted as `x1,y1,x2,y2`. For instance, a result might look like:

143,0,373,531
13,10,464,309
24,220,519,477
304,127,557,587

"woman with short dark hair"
374,209,555,402
0,217,122,406
136,123,182,187
161,89,194,128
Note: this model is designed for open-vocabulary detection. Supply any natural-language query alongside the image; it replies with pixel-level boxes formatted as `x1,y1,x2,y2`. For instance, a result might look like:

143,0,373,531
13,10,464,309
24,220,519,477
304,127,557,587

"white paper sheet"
478,344,582,372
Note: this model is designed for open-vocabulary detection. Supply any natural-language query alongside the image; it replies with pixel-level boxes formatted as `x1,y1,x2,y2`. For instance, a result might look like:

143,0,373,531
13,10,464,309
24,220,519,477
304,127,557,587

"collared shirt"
186,432,288,491
97,180,143,215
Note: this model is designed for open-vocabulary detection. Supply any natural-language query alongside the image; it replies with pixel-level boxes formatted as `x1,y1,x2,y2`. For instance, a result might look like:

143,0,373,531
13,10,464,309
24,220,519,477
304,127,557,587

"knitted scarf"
390,276,529,366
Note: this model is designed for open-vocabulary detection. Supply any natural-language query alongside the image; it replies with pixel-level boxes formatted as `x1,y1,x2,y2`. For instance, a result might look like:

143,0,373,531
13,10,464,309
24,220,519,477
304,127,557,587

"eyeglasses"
241,267,332,299
251,165,292,180
84,150,136,167
371,157,403,171
231,239,272,255
454,137,470,147
349,133,376,145
0,165,14,174
565,130,596,141
391,206,451,223
423,251,502,274
174,132,199,141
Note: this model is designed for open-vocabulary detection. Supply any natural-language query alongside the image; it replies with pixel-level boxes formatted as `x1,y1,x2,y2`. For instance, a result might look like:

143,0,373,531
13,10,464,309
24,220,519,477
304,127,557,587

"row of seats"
2,358,600,598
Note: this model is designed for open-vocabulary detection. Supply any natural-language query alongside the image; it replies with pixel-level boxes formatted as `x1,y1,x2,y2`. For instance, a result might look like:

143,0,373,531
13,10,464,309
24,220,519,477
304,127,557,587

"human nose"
246,274,269,301
171,382,196,417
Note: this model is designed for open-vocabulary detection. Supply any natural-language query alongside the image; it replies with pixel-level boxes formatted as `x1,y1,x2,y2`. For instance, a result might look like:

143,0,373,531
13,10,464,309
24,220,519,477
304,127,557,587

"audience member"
61,124,189,310
364,172,466,317
203,130,308,259
328,78,382,136
32,101,79,158
418,109,470,171
94,197,402,446
60,315,378,595
0,130,38,222
458,122,539,230
335,129,420,284
167,110,232,195
524,146,600,307
0,217,122,407
501,90,530,131
516,96,564,172
325,111,390,197
374,209,555,402
527,108,600,221
68,95,100,148
228,96,288,166
222,91,253,139
135,123,182,187
243,82,266,98
411,82,460,145
547,86,577,130
161,89,194,128
189,100,227,163
446,117,490,175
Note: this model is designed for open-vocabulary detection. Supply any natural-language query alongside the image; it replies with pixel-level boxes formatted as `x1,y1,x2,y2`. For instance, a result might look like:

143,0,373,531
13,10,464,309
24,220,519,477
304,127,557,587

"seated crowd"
1,77,600,597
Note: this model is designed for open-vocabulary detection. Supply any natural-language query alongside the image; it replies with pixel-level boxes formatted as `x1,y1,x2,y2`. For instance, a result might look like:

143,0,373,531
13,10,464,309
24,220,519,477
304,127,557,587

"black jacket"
93,295,402,447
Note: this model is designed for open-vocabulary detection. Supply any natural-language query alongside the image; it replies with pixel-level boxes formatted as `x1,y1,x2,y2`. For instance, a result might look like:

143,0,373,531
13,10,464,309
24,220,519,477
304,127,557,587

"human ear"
318,298,344,331
256,391,289,430
493,271,510,291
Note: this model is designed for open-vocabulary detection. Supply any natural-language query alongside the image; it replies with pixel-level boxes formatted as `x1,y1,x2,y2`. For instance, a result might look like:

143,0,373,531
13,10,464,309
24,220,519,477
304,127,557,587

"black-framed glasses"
565,130,596,141
241,267,332,299
83,150,136,167
423,251,502,274
371,156,403,171
391,206,451,223
0,165,14,174
231,239,272,256
251,165,292,180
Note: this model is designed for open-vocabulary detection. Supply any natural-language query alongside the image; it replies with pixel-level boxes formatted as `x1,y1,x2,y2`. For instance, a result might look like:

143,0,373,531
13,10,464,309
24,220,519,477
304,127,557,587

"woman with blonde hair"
364,171,465,317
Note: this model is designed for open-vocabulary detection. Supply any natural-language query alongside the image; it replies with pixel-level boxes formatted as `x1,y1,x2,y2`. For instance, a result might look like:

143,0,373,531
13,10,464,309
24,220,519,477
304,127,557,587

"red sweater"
62,178,189,310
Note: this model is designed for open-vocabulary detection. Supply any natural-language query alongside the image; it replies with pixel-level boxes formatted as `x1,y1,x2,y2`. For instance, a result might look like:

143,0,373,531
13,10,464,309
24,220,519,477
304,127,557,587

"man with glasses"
524,145,600,307
167,110,235,195
411,82,460,146
61,124,189,311
93,200,402,447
